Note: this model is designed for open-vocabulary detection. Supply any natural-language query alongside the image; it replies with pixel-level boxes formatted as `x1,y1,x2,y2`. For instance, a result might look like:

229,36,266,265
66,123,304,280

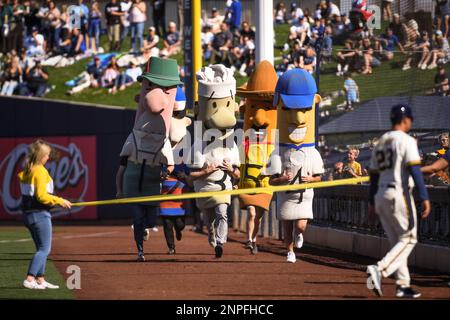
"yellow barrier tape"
71,176,370,207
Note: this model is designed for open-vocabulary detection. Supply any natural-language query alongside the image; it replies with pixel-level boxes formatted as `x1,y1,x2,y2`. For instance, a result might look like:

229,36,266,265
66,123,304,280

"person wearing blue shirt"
229,0,242,32
377,27,404,60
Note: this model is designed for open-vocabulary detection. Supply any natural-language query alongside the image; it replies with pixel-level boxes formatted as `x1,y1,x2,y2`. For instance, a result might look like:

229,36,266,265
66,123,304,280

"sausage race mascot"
117,57,182,262
268,69,324,263
189,64,240,258
236,60,278,254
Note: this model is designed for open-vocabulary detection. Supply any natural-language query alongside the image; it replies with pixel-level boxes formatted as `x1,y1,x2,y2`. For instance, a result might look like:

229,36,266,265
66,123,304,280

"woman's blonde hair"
24,140,52,175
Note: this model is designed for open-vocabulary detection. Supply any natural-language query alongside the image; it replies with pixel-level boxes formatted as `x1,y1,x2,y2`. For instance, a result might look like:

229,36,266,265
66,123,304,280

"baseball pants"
375,187,418,287
204,204,228,246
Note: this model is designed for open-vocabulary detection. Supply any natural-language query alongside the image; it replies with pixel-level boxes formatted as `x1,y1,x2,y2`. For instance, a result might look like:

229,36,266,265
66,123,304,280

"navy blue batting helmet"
390,104,413,124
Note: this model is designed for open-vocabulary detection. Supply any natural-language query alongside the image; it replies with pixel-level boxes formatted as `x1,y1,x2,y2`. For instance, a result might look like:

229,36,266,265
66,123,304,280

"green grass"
0,228,74,300
43,24,450,110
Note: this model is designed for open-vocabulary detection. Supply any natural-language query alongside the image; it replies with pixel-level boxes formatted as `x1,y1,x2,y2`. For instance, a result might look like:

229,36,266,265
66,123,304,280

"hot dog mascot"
236,60,278,254
268,69,324,263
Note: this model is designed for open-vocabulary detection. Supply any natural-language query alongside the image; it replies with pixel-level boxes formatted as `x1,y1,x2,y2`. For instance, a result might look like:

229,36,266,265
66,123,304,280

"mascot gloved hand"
188,64,240,258
236,60,278,254
268,69,324,263
116,56,182,262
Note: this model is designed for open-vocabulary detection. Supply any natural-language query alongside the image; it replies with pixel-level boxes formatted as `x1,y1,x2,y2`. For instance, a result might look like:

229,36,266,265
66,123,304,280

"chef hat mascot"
236,60,278,254
117,57,182,262
269,68,324,263
189,64,240,258
159,85,192,255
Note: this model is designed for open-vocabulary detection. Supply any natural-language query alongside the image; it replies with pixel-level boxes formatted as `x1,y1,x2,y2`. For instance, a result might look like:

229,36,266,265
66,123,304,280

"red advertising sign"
0,136,97,220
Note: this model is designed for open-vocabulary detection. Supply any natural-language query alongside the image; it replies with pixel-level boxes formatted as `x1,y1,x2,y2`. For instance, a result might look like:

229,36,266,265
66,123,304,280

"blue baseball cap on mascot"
273,69,317,109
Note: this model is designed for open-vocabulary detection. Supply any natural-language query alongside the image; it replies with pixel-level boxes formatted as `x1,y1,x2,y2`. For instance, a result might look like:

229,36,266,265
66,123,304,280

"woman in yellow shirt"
18,140,72,290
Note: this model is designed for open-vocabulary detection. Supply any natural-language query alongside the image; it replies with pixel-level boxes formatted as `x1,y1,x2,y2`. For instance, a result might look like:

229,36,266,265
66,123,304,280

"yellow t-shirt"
346,161,362,176
18,165,65,211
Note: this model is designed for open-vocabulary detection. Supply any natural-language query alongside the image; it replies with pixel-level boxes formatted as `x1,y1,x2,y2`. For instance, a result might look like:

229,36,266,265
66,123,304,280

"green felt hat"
137,56,183,87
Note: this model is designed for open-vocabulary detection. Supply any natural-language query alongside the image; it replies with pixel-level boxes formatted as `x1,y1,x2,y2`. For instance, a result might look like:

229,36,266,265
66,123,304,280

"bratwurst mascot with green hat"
116,57,182,262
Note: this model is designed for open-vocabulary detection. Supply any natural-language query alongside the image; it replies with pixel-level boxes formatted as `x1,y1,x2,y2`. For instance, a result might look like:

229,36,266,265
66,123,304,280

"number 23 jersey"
370,130,421,190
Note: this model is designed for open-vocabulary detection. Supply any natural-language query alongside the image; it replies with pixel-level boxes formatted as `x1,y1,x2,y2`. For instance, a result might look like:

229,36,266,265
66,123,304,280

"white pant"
375,187,418,287
204,204,229,246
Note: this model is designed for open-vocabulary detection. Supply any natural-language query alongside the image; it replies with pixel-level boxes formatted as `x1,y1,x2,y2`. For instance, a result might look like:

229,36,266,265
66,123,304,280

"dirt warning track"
50,226,450,300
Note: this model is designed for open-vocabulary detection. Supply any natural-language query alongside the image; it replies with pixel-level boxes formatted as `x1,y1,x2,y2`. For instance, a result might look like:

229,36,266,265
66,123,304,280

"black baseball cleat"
396,286,421,299
137,252,146,262
215,244,223,258
244,240,253,249
251,242,258,255
176,229,182,241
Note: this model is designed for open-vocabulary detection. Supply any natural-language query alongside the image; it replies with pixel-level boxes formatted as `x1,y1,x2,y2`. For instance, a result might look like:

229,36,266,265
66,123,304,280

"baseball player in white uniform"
367,104,431,298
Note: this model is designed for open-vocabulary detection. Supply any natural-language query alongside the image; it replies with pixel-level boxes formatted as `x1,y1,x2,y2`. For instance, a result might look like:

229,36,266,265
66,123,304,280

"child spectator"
427,30,450,69
343,72,359,110
343,147,362,178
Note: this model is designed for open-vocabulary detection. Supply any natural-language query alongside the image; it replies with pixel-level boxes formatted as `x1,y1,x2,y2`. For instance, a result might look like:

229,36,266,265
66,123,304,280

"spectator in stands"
310,17,326,46
274,2,286,25
376,27,404,61
289,2,303,24
329,161,345,180
46,1,61,52
10,0,25,53
69,28,86,56
19,47,34,71
74,0,89,48
19,60,49,97
143,26,159,57
1,56,22,95
297,45,316,73
228,0,242,32
25,26,45,58
211,21,233,66
389,13,404,42
401,19,421,71
426,30,450,69
435,0,450,38
343,147,362,178
343,72,359,111
119,0,132,50
322,25,333,62
231,34,255,76
129,0,146,55
105,0,123,51
151,0,165,37
336,39,356,76
382,0,394,22
100,56,119,88
109,58,142,93
327,0,341,18
433,65,449,96
67,55,104,95
204,7,224,34
161,21,181,57
437,132,450,156
88,1,102,53
358,37,380,75
240,21,255,41
288,15,311,49
201,25,214,61
331,14,348,45
416,31,432,70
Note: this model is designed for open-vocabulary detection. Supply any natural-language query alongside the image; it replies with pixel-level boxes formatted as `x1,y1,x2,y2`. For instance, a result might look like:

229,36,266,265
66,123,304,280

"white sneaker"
286,251,296,263
23,279,46,290
143,228,150,241
428,63,437,69
420,63,427,70
366,265,383,297
295,232,304,249
402,64,411,71
39,280,59,289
